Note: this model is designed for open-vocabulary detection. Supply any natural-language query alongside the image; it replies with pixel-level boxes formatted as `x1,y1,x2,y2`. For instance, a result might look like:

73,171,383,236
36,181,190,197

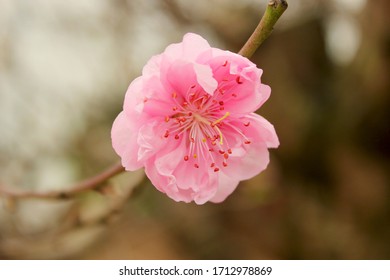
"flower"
111,33,279,204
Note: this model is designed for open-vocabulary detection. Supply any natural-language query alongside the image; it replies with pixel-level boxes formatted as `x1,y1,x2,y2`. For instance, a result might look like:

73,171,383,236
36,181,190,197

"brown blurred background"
0,0,389,259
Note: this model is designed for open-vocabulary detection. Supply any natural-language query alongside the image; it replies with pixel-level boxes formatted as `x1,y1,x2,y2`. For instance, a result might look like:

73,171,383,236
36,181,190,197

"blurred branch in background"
0,170,145,259
0,163,124,199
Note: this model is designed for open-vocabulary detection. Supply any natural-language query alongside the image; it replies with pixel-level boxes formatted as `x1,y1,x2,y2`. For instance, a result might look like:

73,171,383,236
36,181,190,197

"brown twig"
0,162,125,199
239,0,288,58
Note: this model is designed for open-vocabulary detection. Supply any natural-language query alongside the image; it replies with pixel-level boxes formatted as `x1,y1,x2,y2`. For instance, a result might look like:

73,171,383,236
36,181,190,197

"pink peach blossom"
111,33,279,204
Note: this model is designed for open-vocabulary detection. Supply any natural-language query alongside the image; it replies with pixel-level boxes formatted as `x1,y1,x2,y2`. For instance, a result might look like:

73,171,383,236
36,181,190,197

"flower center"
192,112,210,125
162,76,251,172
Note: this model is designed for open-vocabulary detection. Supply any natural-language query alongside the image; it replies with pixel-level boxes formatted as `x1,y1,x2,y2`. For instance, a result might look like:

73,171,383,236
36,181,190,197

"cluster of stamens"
160,62,252,172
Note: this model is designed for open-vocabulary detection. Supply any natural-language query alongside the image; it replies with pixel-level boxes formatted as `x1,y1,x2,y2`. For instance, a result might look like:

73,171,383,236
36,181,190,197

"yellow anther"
193,154,197,159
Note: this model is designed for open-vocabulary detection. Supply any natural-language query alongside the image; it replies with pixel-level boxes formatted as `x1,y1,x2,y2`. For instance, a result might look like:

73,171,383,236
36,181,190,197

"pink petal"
111,111,143,171
137,120,168,162
209,172,240,203
142,54,163,79
144,139,196,203
145,152,183,201
142,76,176,117
145,162,189,202
123,77,145,117
222,78,265,114
163,33,211,62
224,142,270,181
173,160,218,204
246,113,280,148
193,63,218,95
143,140,219,205
201,53,270,114
221,114,279,180
256,83,271,110
164,61,217,98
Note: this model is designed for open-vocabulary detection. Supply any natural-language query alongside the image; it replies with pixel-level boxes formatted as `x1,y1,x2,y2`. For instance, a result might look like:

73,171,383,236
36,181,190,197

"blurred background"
0,0,389,259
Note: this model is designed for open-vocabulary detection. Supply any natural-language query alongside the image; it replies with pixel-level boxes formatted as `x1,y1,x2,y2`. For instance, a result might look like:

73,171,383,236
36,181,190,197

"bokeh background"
0,0,389,259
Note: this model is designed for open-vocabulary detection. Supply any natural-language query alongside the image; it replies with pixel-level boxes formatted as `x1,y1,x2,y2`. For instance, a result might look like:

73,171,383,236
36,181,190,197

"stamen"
212,112,230,126
214,126,224,145
165,81,251,172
